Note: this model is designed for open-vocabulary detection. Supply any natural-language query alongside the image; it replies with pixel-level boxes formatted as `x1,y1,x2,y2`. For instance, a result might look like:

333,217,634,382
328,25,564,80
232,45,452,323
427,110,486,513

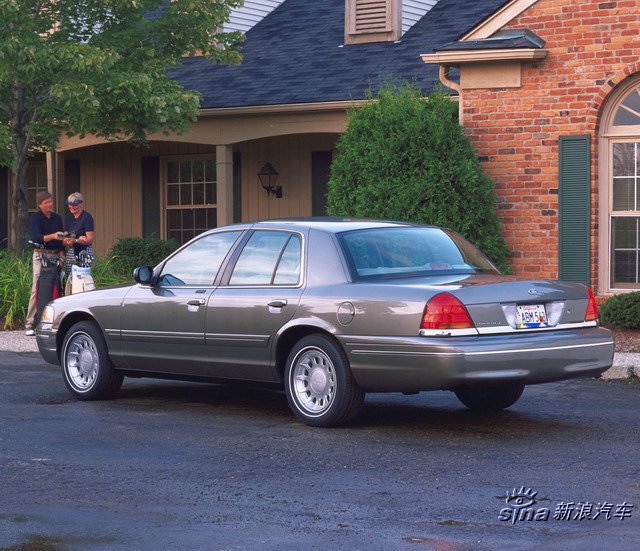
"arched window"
600,77,640,291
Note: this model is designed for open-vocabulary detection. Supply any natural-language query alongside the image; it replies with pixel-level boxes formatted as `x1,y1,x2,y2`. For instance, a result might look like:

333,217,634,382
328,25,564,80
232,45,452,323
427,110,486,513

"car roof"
245,217,424,233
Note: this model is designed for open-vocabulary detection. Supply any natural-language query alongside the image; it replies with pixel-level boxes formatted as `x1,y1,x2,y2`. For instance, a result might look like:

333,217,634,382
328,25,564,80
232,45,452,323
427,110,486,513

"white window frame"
599,75,640,292
160,154,217,244
27,161,48,213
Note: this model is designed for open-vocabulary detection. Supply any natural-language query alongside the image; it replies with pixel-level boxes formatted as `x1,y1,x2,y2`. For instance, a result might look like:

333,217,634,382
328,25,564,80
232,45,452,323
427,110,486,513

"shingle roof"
437,37,541,50
170,0,509,109
437,29,546,51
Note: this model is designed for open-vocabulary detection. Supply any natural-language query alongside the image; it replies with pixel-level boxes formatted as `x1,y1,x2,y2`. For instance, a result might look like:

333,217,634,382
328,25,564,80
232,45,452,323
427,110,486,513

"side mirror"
133,266,154,285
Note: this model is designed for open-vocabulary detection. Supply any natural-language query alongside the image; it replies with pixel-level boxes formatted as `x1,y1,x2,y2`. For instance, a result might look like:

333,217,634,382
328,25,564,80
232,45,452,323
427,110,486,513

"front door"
204,230,305,381
119,230,243,373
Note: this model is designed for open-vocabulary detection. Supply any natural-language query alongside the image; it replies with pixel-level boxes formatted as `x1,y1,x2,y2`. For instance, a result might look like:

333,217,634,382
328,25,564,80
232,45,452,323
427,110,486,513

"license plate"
515,304,547,329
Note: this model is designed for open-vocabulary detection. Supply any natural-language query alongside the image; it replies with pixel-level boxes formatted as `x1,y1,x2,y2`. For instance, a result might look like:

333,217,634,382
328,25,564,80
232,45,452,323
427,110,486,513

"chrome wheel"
291,346,336,416
285,334,365,427
64,332,99,391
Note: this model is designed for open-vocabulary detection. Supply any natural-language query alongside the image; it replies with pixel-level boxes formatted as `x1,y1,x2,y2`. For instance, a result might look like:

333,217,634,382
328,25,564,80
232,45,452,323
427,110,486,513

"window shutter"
558,135,591,285
141,156,160,238
345,0,400,44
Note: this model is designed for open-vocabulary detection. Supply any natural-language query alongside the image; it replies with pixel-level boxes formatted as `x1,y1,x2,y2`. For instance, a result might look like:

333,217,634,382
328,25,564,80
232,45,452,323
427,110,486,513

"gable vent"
345,0,401,44
355,0,390,32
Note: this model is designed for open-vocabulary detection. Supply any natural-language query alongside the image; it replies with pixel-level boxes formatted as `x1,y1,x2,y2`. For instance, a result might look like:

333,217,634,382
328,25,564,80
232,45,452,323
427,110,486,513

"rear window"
338,227,499,280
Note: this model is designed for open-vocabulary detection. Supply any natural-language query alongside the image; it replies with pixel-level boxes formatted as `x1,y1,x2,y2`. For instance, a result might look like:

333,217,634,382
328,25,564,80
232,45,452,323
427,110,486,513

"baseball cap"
65,192,84,206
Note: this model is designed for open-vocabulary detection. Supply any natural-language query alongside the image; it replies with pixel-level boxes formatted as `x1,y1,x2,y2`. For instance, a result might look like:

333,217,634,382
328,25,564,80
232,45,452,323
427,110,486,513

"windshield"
338,227,499,280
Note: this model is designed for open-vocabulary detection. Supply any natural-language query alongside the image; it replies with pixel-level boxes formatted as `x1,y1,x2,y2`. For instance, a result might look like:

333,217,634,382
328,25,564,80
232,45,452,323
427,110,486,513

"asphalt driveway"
0,350,639,551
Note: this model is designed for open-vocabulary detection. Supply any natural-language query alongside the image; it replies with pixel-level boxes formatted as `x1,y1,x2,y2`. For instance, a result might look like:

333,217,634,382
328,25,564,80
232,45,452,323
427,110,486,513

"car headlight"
41,305,55,324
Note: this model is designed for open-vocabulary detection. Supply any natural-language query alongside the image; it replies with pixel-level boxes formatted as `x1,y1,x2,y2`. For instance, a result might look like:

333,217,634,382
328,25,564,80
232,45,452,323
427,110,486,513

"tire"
454,383,525,412
284,334,365,427
61,321,123,400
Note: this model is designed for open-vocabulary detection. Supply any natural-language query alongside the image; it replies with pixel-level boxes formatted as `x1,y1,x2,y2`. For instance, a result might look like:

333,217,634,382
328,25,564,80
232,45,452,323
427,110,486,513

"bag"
71,265,95,294
64,246,76,276
35,264,62,324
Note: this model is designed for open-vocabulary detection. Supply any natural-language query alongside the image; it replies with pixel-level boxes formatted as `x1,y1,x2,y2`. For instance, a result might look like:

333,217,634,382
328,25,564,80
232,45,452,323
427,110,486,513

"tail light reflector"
421,293,474,330
585,287,598,322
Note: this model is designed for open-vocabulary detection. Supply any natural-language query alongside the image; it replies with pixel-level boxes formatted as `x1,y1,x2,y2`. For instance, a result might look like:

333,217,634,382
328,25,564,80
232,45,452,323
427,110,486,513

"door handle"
187,299,206,306
268,299,288,308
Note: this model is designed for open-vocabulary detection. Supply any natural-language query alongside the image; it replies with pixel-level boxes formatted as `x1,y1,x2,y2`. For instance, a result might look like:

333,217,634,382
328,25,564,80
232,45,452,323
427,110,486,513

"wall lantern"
258,162,282,198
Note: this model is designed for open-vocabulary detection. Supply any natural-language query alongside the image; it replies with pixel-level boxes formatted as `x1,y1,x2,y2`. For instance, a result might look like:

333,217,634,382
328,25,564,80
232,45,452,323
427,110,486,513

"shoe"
25,329,35,336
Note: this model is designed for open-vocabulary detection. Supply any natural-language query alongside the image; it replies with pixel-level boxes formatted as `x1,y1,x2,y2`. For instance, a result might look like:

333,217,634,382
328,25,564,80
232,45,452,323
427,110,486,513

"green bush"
0,251,130,329
0,251,31,329
600,292,640,329
91,256,132,288
327,83,511,273
108,237,179,277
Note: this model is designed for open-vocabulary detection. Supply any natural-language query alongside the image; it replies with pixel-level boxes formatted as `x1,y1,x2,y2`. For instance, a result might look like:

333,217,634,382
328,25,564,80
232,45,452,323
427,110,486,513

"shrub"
327,82,511,273
91,256,132,288
0,251,31,329
0,251,130,329
108,237,179,277
600,292,640,329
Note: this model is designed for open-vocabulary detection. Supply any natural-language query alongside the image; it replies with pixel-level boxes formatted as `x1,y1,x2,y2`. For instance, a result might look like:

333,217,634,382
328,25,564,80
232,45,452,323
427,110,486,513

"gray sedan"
36,219,614,427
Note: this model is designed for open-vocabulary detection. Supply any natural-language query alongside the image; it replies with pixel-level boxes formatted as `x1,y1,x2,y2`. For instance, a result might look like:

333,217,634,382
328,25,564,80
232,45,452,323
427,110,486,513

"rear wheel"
285,334,365,427
454,384,524,411
61,321,123,400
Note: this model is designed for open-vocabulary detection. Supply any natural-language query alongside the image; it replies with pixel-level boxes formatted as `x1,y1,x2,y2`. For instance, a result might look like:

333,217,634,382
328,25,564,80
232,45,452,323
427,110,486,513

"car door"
119,230,243,373
203,229,305,381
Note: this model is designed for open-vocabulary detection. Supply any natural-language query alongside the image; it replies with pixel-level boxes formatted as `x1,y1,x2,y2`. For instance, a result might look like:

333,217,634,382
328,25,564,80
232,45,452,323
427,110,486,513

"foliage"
0,0,243,252
0,251,31,329
91,256,132,287
600,292,640,329
327,83,511,273
108,237,179,277
0,250,131,329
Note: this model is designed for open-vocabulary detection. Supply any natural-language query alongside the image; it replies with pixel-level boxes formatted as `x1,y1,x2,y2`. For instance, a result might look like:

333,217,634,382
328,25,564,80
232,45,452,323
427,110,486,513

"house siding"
237,134,338,222
460,0,640,292
57,136,338,255
65,142,215,256
402,0,438,35
223,0,285,33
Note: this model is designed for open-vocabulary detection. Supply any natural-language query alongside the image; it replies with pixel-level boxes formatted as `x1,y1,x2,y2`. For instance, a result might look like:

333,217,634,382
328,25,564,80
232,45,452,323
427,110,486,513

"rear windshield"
338,227,499,280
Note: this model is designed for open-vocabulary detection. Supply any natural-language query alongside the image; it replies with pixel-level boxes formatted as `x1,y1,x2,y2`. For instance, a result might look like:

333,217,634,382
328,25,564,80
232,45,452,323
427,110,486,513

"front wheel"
61,321,123,400
285,334,365,427
454,383,524,411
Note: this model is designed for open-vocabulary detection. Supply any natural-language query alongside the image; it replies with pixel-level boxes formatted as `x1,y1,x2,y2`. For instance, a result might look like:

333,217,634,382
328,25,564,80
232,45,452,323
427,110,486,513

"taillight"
421,293,474,330
585,287,598,322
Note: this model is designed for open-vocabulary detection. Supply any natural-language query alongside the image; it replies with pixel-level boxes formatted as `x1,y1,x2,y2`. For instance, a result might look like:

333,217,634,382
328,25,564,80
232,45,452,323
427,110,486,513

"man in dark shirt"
25,191,64,335
62,192,94,257
62,192,95,295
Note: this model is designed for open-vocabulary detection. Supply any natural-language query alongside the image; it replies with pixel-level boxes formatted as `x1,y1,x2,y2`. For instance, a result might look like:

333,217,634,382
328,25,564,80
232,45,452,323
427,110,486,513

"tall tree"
0,0,242,253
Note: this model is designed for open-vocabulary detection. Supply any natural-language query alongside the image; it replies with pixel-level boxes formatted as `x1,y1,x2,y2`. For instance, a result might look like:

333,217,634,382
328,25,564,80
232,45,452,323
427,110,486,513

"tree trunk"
9,157,29,255
9,82,31,255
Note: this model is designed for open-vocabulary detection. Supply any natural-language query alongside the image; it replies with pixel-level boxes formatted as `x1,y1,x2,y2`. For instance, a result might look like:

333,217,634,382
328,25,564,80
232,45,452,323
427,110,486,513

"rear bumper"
339,327,614,392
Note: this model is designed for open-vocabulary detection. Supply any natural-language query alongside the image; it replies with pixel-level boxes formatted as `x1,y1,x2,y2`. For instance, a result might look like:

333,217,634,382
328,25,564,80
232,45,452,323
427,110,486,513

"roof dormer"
345,0,402,45
345,1,439,45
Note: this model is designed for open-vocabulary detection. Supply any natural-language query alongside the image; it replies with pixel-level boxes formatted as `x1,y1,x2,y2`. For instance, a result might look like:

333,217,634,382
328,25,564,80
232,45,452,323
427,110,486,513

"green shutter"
558,135,591,285
141,156,160,238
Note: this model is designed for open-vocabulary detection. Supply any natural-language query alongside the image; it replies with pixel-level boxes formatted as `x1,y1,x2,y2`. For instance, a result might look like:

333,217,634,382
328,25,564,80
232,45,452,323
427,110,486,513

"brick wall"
462,0,640,292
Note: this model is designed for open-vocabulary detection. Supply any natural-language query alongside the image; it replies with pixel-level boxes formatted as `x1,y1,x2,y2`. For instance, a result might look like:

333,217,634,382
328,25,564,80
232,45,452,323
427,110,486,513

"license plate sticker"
515,304,547,329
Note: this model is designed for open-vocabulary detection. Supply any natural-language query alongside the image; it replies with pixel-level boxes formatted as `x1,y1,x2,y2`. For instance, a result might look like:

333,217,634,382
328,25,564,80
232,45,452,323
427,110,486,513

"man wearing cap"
62,192,95,294
26,191,64,336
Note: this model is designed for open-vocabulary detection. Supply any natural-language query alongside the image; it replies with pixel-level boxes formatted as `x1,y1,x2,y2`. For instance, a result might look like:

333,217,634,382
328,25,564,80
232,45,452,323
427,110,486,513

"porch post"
216,145,234,227
45,151,56,194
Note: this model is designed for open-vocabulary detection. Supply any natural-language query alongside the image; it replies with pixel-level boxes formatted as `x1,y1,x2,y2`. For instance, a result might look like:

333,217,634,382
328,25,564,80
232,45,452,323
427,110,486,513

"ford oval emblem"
528,288,540,295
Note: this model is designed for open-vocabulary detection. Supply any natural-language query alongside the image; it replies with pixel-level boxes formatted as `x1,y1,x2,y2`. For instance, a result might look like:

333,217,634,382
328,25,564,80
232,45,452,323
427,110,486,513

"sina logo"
499,487,550,524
